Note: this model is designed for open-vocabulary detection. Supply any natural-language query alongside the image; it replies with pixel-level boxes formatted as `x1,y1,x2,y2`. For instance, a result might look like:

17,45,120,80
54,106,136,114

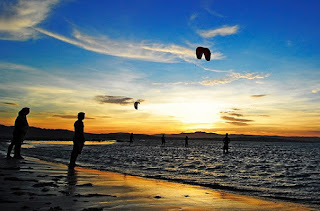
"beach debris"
154,195,162,199
134,101,140,110
196,47,211,61
184,194,189,197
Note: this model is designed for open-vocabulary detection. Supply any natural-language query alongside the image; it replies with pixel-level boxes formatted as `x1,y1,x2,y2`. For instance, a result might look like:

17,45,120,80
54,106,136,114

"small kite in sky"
196,47,211,61
134,101,140,110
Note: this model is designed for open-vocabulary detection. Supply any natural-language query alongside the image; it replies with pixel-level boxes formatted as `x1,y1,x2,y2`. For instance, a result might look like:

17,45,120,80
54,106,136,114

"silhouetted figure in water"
129,133,134,145
69,112,85,169
161,134,166,146
7,107,30,159
185,136,189,147
223,133,230,153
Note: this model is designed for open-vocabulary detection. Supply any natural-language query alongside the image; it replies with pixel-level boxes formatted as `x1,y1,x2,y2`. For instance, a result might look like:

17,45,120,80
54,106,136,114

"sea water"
1,139,319,208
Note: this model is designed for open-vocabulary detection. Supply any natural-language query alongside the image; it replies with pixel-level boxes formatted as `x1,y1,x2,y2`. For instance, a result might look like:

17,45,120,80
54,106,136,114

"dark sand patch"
76,183,93,187
4,176,38,182
32,182,58,187
74,193,117,198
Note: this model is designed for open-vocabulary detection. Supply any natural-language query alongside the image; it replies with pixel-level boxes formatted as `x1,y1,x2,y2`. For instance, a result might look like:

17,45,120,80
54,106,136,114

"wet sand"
0,156,315,211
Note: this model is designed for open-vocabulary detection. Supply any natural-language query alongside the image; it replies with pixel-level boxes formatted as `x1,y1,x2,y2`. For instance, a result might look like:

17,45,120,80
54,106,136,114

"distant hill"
0,124,153,141
0,124,319,142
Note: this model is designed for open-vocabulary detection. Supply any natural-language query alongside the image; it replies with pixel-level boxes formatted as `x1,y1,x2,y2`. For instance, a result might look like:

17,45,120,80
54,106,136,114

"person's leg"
69,144,78,169
14,142,23,159
7,142,14,158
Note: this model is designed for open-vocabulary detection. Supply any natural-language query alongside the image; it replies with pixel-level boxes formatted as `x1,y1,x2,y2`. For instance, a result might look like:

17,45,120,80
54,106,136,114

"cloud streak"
0,0,60,40
197,25,239,38
220,108,253,126
221,116,253,122
251,94,268,98
53,114,95,119
1,102,19,106
94,95,144,105
200,72,270,86
153,72,269,86
34,27,224,63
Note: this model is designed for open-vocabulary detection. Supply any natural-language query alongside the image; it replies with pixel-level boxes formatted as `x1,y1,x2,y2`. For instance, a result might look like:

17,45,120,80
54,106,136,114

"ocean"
1,139,319,208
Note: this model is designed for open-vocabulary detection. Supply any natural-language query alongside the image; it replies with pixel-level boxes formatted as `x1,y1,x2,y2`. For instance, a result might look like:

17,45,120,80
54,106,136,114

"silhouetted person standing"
7,107,30,159
185,136,189,147
129,133,134,145
161,134,166,146
69,112,85,169
223,133,230,153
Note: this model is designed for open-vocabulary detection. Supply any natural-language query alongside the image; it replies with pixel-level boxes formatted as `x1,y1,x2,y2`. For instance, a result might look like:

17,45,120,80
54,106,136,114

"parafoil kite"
196,47,211,61
134,101,140,110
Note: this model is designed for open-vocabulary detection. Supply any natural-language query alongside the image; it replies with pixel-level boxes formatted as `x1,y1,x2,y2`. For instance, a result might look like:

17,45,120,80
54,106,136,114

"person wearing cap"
7,107,30,159
69,112,85,169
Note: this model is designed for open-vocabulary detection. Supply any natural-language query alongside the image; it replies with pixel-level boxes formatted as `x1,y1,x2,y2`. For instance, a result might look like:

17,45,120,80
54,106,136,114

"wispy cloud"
204,8,225,18
0,62,38,72
52,114,77,119
153,72,269,87
190,13,198,21
53,114,95,119
220,111,243,117
1,102,18,106
34,27,224,63
226,121,249,126
94,95,144,105
221,116,253,122
312,88,320,93
200,72,270,86
0,0,60,40
251,94,268,98
221,115,253,126
197,25,239,38
0,110,13,113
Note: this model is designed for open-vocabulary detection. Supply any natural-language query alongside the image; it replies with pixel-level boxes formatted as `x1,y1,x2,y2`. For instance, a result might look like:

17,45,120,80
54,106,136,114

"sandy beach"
0,154,315,211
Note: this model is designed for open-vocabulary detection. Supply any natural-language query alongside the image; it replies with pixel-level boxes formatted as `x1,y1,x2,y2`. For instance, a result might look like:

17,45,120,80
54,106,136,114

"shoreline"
0,155,316,210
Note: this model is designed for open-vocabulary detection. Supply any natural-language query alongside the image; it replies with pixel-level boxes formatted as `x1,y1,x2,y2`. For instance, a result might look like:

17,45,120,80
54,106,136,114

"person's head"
19,107,30,116
78,112,85,120
226,133,228,137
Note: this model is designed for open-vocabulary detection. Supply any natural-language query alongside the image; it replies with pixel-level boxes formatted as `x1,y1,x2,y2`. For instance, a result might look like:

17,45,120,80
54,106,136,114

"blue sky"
0,0,320,136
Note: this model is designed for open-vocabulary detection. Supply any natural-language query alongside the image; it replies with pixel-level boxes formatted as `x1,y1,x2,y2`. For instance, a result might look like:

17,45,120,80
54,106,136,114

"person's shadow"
65,168,78,196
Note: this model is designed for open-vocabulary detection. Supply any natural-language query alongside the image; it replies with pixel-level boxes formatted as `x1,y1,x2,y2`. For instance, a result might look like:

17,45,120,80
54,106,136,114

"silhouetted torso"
73,120,84,143
13,115,29,141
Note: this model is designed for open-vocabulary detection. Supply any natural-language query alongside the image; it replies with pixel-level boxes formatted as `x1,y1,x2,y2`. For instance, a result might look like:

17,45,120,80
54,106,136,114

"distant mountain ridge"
0,124,319,142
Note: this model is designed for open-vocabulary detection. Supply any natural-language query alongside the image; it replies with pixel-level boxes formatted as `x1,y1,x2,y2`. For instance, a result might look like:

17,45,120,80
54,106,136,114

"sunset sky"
1,0,320,136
